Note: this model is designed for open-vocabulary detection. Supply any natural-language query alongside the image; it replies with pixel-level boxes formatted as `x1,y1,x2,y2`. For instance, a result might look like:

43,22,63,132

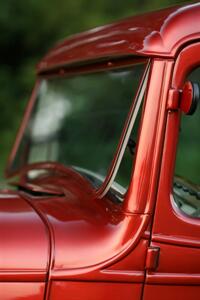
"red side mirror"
180,81,200,115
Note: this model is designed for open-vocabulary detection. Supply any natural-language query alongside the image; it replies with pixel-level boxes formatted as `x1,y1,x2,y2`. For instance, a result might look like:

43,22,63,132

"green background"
0,0,189,185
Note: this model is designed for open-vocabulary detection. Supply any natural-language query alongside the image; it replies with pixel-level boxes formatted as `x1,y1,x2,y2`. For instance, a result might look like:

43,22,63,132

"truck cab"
1,3,200,300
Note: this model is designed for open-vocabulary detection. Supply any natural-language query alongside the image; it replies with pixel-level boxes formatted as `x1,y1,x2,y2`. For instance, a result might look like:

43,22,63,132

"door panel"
49,281,142,300
0,282,45,300
143,285,200,300
146,242,200,285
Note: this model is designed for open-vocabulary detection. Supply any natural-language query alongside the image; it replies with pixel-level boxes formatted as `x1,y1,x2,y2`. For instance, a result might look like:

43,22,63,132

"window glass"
111,105,143,195
10,63,147,192
173,67,200,218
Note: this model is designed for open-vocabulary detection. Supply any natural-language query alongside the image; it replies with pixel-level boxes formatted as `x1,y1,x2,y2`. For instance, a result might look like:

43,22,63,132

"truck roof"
38,3,200,73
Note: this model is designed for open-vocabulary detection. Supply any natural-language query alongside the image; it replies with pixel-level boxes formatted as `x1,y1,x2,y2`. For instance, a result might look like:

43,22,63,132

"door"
143,43,200,299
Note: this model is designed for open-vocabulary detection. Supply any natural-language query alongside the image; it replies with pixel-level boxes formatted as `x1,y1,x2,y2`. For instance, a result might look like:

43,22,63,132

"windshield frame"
5,58,151,198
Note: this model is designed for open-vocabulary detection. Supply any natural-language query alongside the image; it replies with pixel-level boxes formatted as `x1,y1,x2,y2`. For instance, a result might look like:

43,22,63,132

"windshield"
9,62,147,189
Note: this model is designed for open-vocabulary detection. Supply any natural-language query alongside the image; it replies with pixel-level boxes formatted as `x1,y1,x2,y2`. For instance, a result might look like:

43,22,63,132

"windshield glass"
10,62,147,188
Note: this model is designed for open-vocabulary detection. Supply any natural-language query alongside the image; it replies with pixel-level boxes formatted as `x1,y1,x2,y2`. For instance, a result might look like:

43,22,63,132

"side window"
173,67,200,218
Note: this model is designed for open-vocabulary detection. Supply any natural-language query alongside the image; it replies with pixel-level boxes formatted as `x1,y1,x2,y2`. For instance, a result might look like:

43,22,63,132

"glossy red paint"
38,3,200,73
0,283,45,300
180,81,194,114
1,3,200,300
144,43,200,299
16,169,150,300
0,191,49,299
0,191,49,278
23,169,149,274
124,59,174,214
49,281,142,300
143,285,200,300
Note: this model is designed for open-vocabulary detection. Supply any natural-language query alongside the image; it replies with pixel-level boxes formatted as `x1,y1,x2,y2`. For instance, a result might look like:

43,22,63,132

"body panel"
143,42,200,299
143,285,200,300
0,282,45,300
0,191,49,276
38,3,200,73
22,172,150,275
124,59,174,214
0,191,49,299
22,173,150,300
49,281,142,300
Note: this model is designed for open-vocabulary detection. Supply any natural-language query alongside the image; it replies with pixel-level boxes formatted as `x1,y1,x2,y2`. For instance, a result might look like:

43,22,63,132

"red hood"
0,190,49,281
1,168,149,282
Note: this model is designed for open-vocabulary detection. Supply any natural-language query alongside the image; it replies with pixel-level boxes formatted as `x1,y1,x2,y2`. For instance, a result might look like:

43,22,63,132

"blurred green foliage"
0,0,188,182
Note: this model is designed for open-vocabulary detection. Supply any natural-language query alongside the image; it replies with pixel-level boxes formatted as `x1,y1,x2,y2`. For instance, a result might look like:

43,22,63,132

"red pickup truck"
1,3,200,300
